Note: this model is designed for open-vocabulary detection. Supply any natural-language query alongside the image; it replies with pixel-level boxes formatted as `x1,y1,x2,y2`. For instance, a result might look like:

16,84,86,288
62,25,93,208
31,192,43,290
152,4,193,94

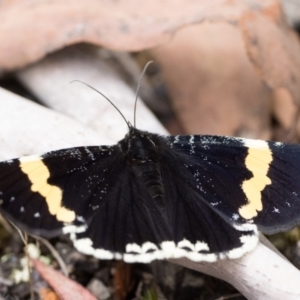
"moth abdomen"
132,161,165,202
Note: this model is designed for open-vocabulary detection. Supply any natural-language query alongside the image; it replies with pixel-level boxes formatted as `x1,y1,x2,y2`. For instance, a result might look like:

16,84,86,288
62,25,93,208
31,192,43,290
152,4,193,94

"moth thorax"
129,135,157,163
129,140,164,201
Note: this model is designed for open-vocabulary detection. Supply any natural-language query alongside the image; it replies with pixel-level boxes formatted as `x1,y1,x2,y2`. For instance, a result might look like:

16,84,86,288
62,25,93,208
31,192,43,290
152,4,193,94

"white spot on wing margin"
227,223,259,259
68,223,258,263
242,138,269,148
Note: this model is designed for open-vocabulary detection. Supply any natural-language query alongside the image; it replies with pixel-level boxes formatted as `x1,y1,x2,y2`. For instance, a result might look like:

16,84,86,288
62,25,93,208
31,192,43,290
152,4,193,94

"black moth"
1,123,300,263
1,75,300,263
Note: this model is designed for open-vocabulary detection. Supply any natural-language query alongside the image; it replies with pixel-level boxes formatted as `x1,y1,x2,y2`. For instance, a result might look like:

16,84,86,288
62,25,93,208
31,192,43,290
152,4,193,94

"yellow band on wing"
239,141,272,219
20,156,75,223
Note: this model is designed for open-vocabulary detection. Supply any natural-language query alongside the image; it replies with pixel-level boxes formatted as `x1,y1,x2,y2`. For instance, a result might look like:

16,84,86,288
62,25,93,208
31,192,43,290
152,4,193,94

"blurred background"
0,0,300,299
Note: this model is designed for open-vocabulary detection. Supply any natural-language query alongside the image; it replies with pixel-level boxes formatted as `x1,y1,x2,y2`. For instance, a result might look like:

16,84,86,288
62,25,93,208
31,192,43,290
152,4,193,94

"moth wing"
0,145,179,262
166,135,300,234
71,155,258,263
0,145,120,237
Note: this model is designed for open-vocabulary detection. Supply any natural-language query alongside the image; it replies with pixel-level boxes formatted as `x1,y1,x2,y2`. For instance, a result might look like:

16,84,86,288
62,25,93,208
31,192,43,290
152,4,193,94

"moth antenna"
133,61,153,128
70,80,130,130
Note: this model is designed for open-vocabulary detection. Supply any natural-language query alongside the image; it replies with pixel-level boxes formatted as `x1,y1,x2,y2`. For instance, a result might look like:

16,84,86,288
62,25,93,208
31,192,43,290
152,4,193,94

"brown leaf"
152,22,272,138
272,88,297,131
38,287,60,300
0,0,276,72
240,4,300,105
31,259,97,300
151,1,300,138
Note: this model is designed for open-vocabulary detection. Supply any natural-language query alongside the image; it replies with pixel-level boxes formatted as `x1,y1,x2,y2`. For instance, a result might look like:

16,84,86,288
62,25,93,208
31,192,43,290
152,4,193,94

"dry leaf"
0,0,276,72
39,287,60,300
272,88,298,138
32,259,97,300
151,0,300,138
241,5,300,105
152,22,272,138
